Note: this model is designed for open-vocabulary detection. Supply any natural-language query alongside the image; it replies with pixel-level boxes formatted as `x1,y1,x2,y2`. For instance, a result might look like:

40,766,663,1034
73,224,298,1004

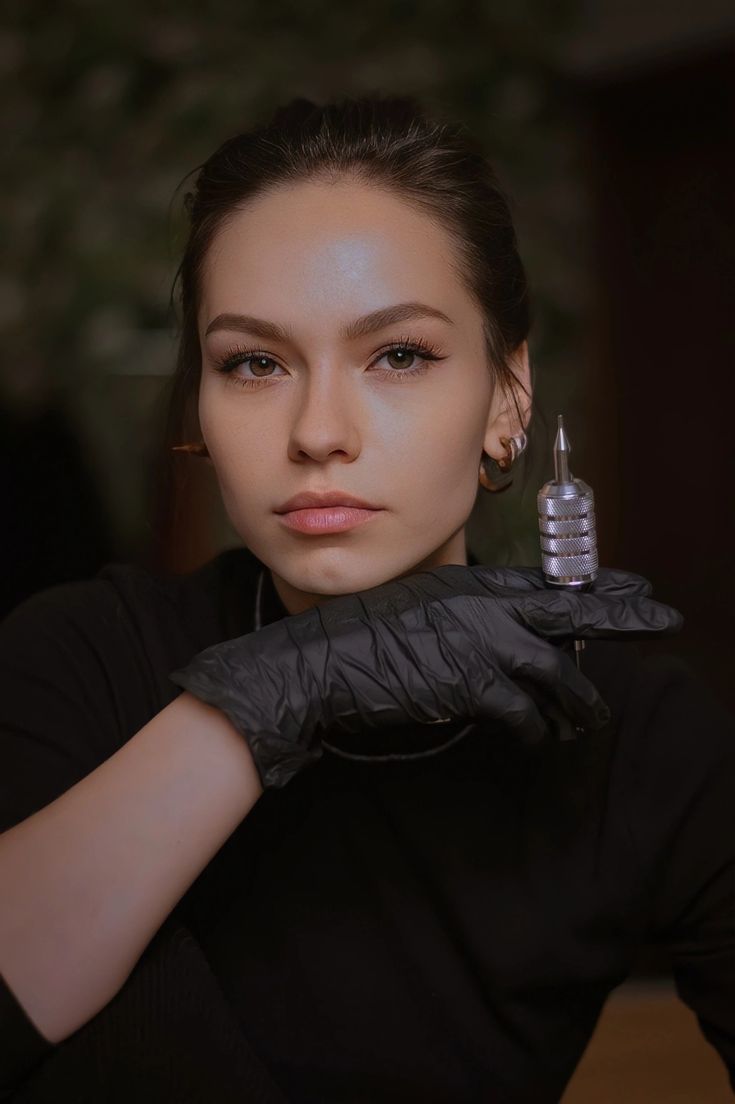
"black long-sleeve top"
0,546,733,1103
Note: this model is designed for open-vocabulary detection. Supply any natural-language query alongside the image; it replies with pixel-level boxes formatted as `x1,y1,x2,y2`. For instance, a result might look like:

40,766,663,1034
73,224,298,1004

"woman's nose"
286,367,362,462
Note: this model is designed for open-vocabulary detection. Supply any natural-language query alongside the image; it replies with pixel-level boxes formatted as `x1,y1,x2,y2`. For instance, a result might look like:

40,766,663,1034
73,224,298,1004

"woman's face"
197,177,531,615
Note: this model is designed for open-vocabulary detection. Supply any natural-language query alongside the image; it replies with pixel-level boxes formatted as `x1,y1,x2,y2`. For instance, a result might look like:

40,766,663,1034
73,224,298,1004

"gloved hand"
169,564,683,790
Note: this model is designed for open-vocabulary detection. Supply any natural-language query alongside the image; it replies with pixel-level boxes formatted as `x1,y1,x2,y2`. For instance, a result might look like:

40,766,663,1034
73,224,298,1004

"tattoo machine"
537,414,599,736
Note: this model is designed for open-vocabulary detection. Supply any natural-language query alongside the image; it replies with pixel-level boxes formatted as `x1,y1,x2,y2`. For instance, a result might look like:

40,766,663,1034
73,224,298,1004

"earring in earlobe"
171,440,211,458
478,431,527,493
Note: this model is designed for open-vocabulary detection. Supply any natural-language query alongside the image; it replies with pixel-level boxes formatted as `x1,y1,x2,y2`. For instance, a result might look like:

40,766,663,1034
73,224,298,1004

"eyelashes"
211,335,447,389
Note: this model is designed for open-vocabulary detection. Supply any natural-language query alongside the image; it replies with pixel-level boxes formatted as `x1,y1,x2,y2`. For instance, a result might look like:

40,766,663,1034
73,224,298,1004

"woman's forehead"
199,181,467,329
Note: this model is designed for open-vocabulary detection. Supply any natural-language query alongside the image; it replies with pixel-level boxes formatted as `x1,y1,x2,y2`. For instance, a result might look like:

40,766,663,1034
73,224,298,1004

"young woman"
0,93,732,1104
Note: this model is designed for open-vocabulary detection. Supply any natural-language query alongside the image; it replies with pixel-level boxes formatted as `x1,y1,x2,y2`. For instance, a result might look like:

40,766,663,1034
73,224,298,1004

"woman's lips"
277,506,383,534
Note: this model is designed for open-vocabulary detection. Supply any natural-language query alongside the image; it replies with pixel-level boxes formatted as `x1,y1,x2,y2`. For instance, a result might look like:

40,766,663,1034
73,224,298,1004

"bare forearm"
0,691,262,1044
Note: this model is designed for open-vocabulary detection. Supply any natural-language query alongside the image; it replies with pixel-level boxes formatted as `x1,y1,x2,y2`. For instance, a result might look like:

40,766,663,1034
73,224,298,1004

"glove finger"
353,566,655,623
467,565,546,592
589,567,653,597
500,591,684,639
509,641,611,731
353,568,464,619
471,664,551,747
353,564,537,619
469,564,654,598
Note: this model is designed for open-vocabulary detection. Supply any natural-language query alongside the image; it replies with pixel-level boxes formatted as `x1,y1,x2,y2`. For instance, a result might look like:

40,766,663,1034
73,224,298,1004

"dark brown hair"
152,92,537,568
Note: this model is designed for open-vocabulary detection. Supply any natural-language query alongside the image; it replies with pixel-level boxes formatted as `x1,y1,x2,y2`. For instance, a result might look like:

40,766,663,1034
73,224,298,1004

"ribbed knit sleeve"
2,918,289,1103
0,975,54,1100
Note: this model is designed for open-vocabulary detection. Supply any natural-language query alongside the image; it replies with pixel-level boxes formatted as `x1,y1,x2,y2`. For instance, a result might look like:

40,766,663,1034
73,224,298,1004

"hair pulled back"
156,92,535,564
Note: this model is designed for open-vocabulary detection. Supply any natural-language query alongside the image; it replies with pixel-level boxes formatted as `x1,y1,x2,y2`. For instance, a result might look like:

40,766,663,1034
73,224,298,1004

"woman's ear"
482,341,533,460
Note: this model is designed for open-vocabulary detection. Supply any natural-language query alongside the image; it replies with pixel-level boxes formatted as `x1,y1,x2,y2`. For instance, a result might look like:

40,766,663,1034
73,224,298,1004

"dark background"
1,2,733,1092
1,1,733,713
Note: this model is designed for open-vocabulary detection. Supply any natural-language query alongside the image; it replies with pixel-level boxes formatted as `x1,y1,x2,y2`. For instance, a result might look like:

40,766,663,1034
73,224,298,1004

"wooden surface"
562,978,733,1102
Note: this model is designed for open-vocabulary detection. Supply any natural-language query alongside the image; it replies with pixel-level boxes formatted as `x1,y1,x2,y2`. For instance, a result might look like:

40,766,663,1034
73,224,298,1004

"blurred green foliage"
1,0,590,566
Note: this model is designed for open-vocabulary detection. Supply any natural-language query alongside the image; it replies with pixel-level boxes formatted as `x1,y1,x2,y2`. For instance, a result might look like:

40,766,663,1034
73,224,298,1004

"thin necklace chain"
253,567,474,761
255,568,265,631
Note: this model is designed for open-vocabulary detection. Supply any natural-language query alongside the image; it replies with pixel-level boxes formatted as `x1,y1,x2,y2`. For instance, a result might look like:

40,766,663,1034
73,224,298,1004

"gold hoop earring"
171,440,210,458
478,432,527,493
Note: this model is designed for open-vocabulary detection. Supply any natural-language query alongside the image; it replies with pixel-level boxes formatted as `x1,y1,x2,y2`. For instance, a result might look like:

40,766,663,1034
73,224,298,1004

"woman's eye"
244,356,281,378
383,348,418,371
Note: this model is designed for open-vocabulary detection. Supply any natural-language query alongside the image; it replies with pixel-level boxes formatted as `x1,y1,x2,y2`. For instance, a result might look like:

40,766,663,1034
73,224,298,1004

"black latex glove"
169,564,683,790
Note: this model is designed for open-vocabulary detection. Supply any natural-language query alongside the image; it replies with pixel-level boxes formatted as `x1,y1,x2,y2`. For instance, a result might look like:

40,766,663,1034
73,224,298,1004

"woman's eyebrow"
204,302,454,342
